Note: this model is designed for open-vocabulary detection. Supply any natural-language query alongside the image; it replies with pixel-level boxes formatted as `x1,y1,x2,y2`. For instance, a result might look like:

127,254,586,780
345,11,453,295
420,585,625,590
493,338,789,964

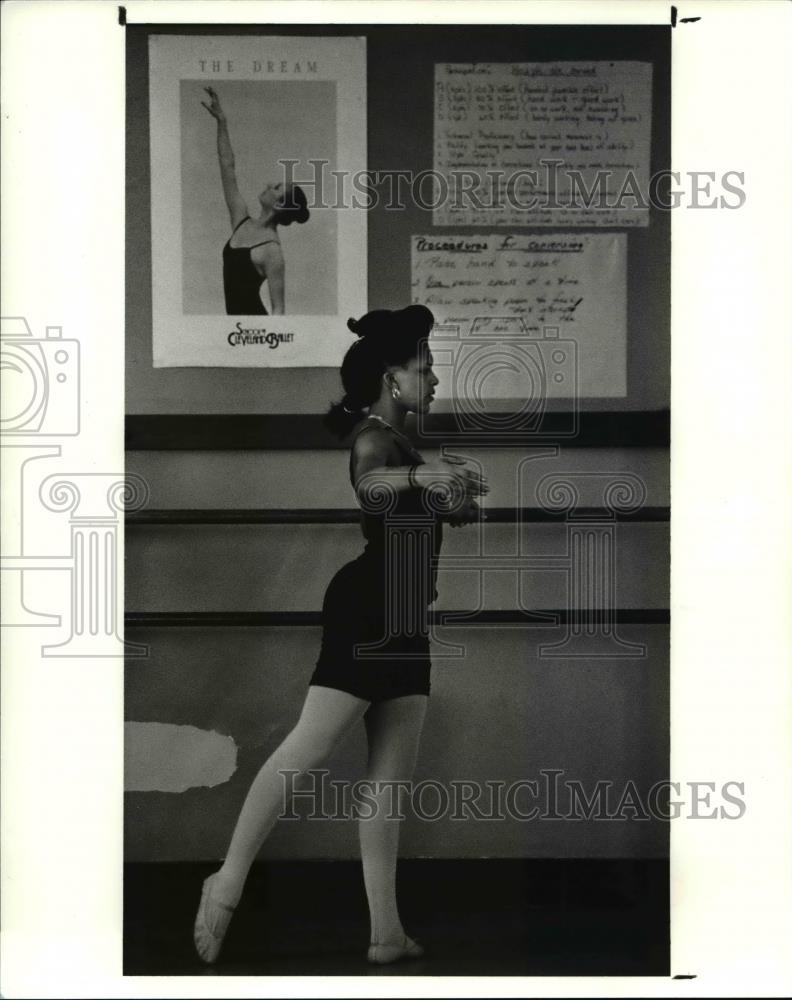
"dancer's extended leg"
194,684,369,962
358,694,428,964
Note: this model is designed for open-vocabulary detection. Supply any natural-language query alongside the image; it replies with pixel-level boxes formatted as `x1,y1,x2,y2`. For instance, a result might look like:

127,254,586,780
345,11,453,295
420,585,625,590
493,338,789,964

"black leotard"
309,419,444,702
222,216,279,315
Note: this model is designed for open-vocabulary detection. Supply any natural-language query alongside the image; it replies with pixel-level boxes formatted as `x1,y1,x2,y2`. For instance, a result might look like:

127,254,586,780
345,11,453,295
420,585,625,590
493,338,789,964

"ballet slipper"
193,873,236,964
367,933,425,964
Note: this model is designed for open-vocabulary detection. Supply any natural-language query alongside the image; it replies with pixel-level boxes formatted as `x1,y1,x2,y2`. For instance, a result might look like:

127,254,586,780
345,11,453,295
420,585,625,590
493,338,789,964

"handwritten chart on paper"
411,233,627,398
434,62,652,227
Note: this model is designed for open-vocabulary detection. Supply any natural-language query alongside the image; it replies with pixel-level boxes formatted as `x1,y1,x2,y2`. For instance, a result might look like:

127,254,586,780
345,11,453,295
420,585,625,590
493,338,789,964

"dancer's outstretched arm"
352,428,489,507
202,86,249,229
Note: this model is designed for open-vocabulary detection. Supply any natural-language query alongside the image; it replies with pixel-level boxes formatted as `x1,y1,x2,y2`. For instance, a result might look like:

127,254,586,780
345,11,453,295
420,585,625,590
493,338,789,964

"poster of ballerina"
148,35,367,367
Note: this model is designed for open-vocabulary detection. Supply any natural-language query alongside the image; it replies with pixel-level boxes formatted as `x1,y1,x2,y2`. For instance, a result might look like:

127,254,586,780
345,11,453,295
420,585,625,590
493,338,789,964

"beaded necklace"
365,413,423,462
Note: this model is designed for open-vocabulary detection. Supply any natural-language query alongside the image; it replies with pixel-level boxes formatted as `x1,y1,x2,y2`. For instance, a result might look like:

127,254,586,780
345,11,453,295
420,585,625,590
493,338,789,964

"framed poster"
148,34,367,367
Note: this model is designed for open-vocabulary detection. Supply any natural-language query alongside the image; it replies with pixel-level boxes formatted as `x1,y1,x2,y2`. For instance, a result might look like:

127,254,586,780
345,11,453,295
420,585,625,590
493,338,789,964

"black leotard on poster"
222,216,277,315
309,421,444,702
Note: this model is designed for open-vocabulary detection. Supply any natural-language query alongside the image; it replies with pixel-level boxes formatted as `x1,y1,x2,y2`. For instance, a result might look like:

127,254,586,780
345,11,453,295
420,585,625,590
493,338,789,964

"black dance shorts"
308,556,432,702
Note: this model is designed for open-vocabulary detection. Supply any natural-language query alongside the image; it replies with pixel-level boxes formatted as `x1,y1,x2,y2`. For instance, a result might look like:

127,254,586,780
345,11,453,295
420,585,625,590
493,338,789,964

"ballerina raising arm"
202,86,249,230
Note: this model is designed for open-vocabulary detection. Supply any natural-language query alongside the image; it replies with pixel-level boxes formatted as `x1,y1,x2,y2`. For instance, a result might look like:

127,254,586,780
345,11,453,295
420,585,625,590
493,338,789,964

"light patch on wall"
125,722,237,792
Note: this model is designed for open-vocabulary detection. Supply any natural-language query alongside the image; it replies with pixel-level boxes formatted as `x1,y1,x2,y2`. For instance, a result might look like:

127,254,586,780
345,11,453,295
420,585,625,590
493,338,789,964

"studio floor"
124,858,669,977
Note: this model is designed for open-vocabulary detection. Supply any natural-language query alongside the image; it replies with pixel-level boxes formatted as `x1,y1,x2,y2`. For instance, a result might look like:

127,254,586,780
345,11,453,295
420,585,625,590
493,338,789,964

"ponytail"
323,393,367,440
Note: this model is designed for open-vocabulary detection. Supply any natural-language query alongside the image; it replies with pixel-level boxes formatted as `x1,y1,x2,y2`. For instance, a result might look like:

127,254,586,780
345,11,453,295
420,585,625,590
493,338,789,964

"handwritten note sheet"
434,62,652,227
412,233,627,398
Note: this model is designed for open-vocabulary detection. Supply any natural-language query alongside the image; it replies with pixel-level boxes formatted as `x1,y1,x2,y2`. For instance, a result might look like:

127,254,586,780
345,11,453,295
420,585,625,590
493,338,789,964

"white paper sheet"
434,61,653,227
412,232,627,398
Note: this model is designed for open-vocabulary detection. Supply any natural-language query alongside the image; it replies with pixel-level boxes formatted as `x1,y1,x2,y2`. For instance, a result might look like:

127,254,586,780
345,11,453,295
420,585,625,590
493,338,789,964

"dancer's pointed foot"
193,873,236,964
367,933,425,964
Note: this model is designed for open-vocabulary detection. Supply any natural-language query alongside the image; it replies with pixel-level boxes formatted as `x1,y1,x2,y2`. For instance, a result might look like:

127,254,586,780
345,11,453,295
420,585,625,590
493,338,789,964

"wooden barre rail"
125,610,670,627
126,410,670,450
126,506,670,525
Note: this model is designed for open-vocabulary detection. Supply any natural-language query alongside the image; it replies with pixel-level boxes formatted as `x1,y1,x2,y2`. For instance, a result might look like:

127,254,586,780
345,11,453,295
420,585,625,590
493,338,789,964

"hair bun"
346,317,360,335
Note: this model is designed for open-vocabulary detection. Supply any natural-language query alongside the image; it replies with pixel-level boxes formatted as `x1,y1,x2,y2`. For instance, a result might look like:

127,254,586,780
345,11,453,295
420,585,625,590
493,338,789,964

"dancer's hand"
201,86,226,122
417,456,489,501
446,497,485,527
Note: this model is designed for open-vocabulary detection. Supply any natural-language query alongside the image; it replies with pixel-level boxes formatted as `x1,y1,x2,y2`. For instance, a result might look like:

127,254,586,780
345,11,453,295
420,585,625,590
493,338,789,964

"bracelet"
408,464,420,490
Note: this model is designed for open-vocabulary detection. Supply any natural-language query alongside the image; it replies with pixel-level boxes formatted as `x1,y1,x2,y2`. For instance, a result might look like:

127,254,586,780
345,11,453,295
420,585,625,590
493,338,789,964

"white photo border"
1,1,790,998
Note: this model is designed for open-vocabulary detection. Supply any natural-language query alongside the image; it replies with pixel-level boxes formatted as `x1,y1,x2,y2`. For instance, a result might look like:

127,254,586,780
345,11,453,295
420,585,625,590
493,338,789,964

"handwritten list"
412,233,627,398
434,62,652,227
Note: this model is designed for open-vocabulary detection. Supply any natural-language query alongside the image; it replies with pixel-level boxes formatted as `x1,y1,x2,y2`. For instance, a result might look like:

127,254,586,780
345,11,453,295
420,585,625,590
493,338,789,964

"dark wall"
124,443,670,861
125,624,670,861
125,23,670,862
126,24,670,414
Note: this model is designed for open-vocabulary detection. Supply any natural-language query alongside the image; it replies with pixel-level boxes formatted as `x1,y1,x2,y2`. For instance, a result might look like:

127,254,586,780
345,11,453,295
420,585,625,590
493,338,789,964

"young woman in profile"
193,304,488,966
201,86,310,315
